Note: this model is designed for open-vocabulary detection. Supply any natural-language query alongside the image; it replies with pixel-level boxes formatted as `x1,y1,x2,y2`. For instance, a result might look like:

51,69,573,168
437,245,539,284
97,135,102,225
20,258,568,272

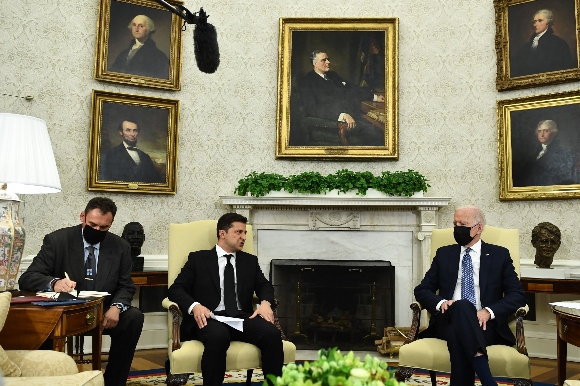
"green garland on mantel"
234,169,430,198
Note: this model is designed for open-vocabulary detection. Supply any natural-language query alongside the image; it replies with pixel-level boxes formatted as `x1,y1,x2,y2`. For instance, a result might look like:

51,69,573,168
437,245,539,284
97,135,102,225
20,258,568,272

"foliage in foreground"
264,347,406,386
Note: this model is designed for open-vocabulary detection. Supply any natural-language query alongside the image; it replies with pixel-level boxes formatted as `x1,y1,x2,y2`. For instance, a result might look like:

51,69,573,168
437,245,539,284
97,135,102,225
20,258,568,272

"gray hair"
537,119,558,134
310,50,325,65
127,15,156,34
534,9,554,26
456,205,486,228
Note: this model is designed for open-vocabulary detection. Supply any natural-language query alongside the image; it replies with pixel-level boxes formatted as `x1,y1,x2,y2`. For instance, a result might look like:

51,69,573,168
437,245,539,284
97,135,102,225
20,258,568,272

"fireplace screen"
270,259,395,350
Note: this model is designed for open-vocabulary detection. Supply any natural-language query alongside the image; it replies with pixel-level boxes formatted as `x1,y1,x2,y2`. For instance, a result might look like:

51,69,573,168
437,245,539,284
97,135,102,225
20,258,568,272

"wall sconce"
0,113,61,291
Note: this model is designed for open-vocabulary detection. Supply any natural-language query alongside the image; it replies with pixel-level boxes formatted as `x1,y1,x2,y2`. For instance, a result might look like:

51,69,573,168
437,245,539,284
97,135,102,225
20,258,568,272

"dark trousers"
434,300,504,385
190,314,284,386
102,307,144,386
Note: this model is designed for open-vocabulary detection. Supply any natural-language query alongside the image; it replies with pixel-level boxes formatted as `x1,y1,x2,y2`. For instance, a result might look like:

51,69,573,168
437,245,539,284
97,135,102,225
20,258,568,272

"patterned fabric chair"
395,226,533,386
162,220,296,386
0,292,103,386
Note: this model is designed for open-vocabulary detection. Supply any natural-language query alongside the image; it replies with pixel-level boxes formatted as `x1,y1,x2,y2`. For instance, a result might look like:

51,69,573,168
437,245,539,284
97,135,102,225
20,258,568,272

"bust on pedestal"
532,222,561,269
122,222,145,272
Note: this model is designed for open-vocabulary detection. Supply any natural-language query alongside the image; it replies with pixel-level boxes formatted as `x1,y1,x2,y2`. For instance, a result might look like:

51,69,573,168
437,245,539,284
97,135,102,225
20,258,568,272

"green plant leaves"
235,169,430,197
263,347,406,386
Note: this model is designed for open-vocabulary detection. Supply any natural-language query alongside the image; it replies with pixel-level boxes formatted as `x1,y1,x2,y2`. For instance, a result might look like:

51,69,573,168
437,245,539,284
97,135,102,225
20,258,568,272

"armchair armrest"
404,302,423,344
515,305,529,356
162,297,183,352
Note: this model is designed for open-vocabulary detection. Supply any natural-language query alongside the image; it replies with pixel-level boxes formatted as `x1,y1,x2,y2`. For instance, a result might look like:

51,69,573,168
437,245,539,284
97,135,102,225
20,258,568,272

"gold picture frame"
498,90,580,200
275,18,398,159
494,0,580,91
94,0,183,90
88,90,180,194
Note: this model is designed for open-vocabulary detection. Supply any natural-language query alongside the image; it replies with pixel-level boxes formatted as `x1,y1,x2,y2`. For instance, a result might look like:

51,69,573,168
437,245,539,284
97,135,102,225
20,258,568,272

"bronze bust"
122,222,145,272
531,222,561,268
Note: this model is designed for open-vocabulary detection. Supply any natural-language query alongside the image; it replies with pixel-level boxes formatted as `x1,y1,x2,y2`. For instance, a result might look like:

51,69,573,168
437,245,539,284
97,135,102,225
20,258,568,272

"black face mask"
453,225,476,246
83,225,108,245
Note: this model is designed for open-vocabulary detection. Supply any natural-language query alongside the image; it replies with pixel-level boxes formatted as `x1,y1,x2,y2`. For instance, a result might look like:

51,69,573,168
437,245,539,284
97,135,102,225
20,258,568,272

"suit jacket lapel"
446,244,461,299
235,252,247,295
69,225,86,286
206,247,221,293
479,241,492,298
95,238,114,291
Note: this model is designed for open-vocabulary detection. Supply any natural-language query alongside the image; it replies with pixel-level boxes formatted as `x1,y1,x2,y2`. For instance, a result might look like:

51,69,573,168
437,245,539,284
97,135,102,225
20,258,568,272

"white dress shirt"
188,245,239,315
436,239,495,319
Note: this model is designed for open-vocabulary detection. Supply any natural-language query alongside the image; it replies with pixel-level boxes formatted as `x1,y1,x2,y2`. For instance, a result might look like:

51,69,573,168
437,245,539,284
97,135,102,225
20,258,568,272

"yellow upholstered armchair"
395,226,532,386
162,220,296,386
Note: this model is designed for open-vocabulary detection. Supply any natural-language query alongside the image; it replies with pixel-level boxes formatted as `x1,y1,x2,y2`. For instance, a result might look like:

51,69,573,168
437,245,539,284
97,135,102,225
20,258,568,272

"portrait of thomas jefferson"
107,1,172,80
508,1,577,78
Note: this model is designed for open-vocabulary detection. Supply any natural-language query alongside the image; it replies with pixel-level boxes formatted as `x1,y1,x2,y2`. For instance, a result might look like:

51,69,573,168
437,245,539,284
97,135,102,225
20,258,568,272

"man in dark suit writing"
100,118,164,184
167,213,283,386
414,205,526,386
19,197,144,386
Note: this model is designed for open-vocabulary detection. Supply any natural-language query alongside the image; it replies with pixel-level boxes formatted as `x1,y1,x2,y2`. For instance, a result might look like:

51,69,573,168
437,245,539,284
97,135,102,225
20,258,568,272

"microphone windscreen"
193,22,220,74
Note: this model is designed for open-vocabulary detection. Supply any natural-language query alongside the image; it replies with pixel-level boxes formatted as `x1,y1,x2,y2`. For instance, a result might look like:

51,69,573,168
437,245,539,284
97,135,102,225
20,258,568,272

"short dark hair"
216,213,247,239
117,118,140,133
85,197,118,218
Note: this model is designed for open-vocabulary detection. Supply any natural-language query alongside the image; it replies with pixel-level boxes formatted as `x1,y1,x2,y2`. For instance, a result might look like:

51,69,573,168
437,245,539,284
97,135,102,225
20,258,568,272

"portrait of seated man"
292,50,385,147
100,117,164,184
513,119,574,187
109,14,170,79
511,9,575,77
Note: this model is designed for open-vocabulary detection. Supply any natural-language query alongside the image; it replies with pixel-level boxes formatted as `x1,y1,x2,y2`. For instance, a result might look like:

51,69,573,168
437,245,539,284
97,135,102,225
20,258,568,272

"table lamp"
0,113,61,291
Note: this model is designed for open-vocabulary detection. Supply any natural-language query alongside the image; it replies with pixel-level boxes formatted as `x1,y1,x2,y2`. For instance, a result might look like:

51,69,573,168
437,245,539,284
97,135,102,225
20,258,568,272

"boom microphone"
151,1,220,73
193,10,220,74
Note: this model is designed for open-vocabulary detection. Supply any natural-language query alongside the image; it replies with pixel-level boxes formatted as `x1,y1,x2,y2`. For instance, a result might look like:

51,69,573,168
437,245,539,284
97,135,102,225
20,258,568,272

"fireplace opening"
270,259,395,350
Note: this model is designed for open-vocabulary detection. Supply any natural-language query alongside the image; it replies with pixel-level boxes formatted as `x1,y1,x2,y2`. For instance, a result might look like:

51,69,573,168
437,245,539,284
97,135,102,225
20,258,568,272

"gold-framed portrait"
498,90,580,200
495,0,580,91
88,90,180,194
94,0,183,90
275,18,399,159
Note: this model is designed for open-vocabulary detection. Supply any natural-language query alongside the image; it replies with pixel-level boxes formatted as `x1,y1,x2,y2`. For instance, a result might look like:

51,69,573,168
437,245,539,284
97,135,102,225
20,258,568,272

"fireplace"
271,259,395,350
220,194,450,327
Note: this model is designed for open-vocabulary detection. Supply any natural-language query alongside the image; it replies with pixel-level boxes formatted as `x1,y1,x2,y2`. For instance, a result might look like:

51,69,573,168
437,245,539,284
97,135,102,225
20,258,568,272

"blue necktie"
461,247,476,308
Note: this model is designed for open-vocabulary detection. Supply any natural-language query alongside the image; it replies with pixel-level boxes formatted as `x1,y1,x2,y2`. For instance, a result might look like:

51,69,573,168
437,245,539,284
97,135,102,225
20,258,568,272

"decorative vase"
0,198,25,291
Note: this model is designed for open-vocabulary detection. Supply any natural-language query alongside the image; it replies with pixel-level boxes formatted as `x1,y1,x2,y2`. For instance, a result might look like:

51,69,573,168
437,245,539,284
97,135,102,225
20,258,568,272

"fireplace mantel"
220,195,451,326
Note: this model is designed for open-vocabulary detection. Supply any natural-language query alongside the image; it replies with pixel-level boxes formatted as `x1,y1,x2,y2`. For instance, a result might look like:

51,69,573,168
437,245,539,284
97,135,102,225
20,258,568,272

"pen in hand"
63,272,77,292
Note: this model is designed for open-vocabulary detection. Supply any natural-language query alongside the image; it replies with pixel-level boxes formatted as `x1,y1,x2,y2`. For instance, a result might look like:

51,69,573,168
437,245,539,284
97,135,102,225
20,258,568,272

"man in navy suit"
297,50,385,146
414,205,526,386
19,197,144,386
100,118,164,184
167,213,283,386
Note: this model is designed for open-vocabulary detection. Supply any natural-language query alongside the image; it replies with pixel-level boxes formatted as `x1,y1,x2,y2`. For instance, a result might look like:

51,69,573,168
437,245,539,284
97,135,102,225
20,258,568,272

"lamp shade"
0,113,61,194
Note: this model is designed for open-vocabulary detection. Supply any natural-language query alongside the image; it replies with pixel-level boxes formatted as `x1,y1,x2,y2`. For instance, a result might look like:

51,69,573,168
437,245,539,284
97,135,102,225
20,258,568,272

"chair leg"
246,369,254,386
429,370,437,386
166,372,190,386
394,366,414,382
510,378,534,386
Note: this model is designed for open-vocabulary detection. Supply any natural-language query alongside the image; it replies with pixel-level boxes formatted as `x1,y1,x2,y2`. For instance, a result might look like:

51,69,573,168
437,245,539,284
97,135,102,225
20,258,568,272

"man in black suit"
414,206,526,386
100,118,164,183
297,50,385,146
511,9,575,77
110,14,169,79
168,213,283,386
19,197,144,386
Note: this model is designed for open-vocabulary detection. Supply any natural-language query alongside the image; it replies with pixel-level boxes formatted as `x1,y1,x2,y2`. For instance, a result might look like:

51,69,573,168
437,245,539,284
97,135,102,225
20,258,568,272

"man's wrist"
49,278,59,291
